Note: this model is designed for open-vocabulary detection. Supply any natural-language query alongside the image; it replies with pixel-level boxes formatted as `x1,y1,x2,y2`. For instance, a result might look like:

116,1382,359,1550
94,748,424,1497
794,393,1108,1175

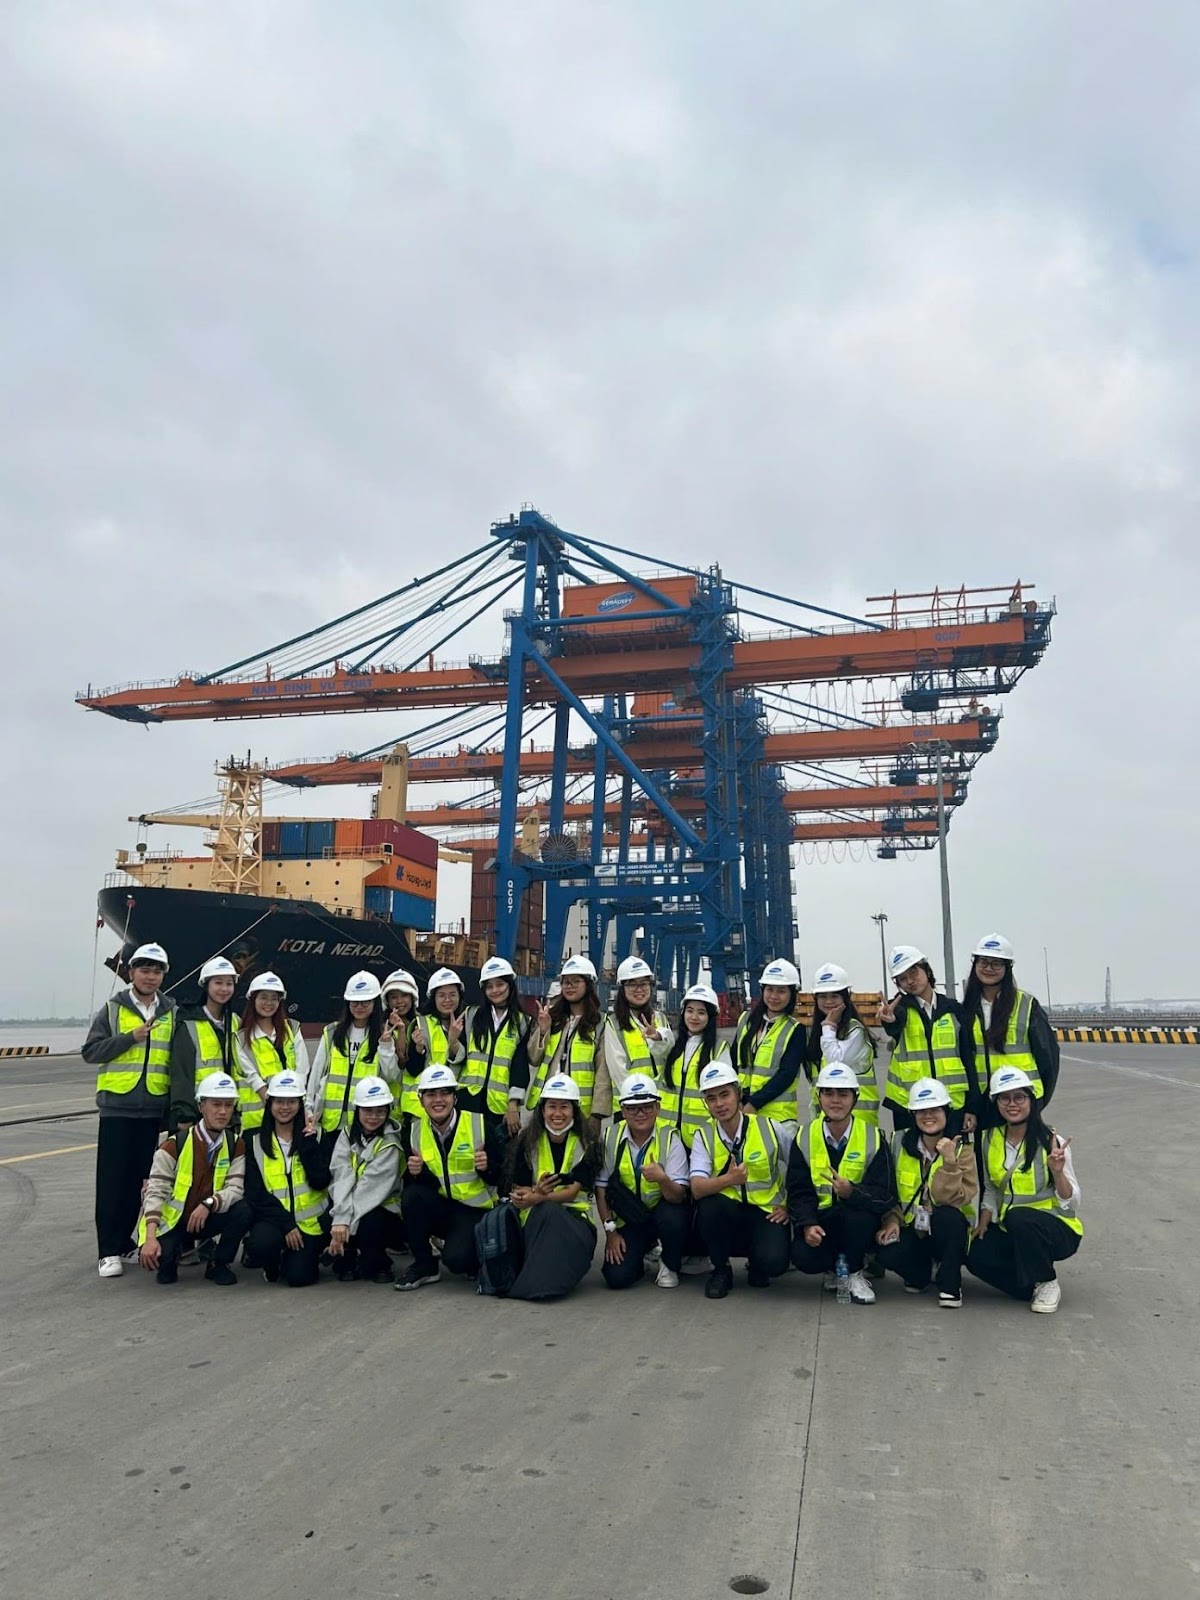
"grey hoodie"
328,1123,403,1233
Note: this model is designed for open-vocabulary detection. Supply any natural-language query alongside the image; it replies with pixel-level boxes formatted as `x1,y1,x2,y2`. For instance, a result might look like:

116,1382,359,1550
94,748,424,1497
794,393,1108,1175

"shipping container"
364,853,438,901
306,820,336,857
560,575,696,638
333,818,363,853
279,821,308,858
365,885,435,933
262,821,282,856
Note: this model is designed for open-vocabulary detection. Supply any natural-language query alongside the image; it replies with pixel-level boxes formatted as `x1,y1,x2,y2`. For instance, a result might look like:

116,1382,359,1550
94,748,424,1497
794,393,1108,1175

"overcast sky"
3,2,1197,1015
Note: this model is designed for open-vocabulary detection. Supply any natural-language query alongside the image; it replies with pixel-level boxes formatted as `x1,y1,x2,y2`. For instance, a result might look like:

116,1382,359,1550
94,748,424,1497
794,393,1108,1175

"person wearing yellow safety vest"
306,971,399,1151
878,944,980,1133
459,956,531,1136
328,1076,405,1283
137,1073,251,1286
243,1070,332,1287
803,963,879,1124
788,1063,894,1305
967,1067,1082,1313
960,933,1060,1118
502,1073,602,1300
408,966,468,1088
234,973,308,1138
382,968,423,1122
592,955,675,1115
169,956,239,1132
83,942,179,1279
597,1074,690,1290
689,1060,793,1299
874,1078,977,1307
395,1065,505,1291
732,958,806,1128
658,982,731,1147
526,955,603,1122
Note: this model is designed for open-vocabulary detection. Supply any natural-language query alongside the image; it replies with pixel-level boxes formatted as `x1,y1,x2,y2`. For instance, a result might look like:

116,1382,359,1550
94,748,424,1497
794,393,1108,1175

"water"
0,1023,85,1054
835,1251,851,1305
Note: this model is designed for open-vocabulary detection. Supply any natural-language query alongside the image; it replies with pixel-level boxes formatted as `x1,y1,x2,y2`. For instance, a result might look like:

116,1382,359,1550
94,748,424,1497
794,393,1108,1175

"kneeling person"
138,1072,250,1286
597,1074,690,1290
875,1078,976,1307
788,1063,893,1305
689,1061,793,1299
328,1076,405,1283
244,1070,332,1287
503,1074,601,1301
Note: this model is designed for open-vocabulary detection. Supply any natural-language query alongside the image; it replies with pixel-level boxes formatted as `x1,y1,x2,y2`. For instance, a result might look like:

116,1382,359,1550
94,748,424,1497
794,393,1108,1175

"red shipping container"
361,818,439,868
261,821,282,856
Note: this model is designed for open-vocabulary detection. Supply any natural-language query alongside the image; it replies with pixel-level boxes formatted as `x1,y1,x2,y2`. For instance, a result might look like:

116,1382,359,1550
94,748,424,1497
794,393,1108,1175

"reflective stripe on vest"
240,1029,296,1130
416,1111,493,1209
97,1000,174,1099
606,1014,667,1081
658,1042,723,1141
350,1133,403,1215
983,1129,1083,1237
188,1014,238,1089
524,1130,591,1220
137,1129,233,1243
890,1131,975,1224
527,1023,597,1115
459,1008,523,1114
810,1022,879,1121
603,1121,671,1224
393,1020,422,1117
320,1028,380,1133
700,1115,785,1212
253,1138,328,1234
887,1007,969,1108
972,990,1042,1097
806,1114,879,1210
735,1012,799,1122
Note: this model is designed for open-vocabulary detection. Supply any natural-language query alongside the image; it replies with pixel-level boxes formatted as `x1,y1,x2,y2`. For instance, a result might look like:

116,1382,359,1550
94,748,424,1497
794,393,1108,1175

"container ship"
99,757,546,1024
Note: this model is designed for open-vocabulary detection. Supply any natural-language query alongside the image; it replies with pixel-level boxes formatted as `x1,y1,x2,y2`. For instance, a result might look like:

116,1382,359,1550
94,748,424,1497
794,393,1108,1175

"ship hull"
98,884,481,1021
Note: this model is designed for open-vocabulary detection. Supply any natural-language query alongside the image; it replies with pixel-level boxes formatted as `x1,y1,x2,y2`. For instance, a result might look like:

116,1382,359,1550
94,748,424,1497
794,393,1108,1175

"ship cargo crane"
80,508,1054,989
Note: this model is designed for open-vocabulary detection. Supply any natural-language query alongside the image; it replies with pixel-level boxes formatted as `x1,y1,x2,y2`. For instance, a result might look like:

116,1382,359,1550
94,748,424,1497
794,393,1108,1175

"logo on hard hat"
983,939,1001,949
817,969,833,981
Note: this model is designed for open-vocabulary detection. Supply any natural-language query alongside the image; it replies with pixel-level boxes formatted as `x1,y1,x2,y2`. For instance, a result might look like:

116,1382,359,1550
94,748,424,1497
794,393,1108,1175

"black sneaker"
262,1266,280,1284
156,1264,178,1285
704,1264,734,1300
205,1263,237,1286
747,1265,771,1289
395,1261,441,1291
365,1268,395,1284
332,1264,360,1283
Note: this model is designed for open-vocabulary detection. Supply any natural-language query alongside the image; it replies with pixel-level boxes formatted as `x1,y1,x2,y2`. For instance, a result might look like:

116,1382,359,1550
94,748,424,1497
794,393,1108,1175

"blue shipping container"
363,886,391,916
279,821,308,858
389,887,435,932
306,820,335,857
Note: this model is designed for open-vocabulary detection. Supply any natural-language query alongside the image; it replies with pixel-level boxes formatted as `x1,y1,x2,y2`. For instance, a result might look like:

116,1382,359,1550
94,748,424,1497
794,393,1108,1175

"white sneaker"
823,1271,839,1293
119,1248,140,1266
847,1270,876,1305
98,1256,124,1278
1030,1280,1061,1314
680,1255,712,1277
938,1289,963,1308
655,1263,679,1289
644,1242,663,1265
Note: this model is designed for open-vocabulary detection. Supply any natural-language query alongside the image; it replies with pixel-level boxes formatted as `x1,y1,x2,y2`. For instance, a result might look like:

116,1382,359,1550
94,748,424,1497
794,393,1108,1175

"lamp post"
870,911,889,991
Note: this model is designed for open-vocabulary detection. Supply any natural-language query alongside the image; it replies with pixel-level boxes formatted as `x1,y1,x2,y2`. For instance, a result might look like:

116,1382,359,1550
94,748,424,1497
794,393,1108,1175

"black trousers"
95,1116,162,1258
401,1184,482,1276
695,1194,791,1277
876,1206,969,1293
967,1209,1080,1299
508,1204,596,1301
244,1221,327,1287
341,1208,407,1276
158,1202,251,1271
790,1204,877,1274
601,1200,690,1289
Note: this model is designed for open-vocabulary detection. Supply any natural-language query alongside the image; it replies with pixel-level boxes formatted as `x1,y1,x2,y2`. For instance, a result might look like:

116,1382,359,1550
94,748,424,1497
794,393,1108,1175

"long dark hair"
664,1002,719,1087
241,992,291,1055
548,980,600,1041
421,983,464,1023
503,1101,602,1191
613,985,656,1031
996,1095,1054,1173
900,1112,952,1160
962,961,1017,1052
347,1108,397,1146
805,991,876,1067
470,978,524,1050
257,1097,302,1159
737,987,797,1072
332,998,385,1057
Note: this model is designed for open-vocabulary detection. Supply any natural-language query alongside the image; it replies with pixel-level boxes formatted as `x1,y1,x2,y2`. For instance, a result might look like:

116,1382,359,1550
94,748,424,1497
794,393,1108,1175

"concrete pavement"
1,1044,1197,1600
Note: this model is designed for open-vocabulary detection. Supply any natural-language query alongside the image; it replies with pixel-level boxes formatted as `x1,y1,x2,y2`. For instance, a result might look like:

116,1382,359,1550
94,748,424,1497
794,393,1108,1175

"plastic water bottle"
835,1252,851,1305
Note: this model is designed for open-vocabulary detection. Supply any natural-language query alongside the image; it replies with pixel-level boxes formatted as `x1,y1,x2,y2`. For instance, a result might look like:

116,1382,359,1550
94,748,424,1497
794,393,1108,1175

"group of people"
82,931,1081,1312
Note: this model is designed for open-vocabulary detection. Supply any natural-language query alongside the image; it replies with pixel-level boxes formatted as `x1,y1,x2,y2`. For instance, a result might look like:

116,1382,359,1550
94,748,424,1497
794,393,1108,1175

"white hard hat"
616,956,654,984
427,966,463,997
417,1064,459,1094
759,959,800,988
196,1072,239,1101
682,983,719,1008
480,956,516,983
812,962,851,994
541,1073,581,1103
266,1070,306,1098
247,972,286,997
815,1062,860,1093
989,1066,1037,1099
352,1075,393,1109
619,1072,662,1104
889,944,927,978
344,971,382,1002
698,1061,740,1093
907,1077,952,1111
973,933,1015,962
381,969,420,999
546,981,563,1001
199,956,237,985
130,942,169,970
560,955,597,980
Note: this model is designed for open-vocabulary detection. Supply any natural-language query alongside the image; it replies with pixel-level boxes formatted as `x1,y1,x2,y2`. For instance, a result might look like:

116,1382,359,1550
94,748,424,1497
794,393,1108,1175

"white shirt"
981,1132,1079,1218
126,990,160,1021
819,1022,873,1076
597,1124,690,1187
689,1113,795,1179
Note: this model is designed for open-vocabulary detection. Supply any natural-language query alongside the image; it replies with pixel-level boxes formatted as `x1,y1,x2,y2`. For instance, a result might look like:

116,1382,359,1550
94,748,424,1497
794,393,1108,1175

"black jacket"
962,994,1060,1117
882,993,982,1122
244,1129,331,1231
168,1004,237,1131
786,1125,895,1231
400,1110,506,1196
736,1017,807,1113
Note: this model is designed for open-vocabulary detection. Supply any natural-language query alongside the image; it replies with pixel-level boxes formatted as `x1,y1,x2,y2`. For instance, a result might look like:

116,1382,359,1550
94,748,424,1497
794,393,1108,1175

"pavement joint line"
786,1272,823,1598
0,1099,97,1116
1059,1052,1198,1089
0,1142,96,1165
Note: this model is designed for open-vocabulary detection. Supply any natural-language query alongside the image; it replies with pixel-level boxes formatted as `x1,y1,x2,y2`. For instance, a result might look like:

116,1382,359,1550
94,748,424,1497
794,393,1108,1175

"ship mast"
208,756,264,896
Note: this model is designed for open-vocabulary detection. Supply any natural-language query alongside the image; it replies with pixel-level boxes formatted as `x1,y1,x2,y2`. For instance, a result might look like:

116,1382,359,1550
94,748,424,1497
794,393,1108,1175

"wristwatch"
202,1196,218,1210
603,1219,617,1234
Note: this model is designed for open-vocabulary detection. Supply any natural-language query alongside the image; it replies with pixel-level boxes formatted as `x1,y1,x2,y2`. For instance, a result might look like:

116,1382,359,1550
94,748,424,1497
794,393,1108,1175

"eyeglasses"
976,957,1007,970
995,1090,1030,1104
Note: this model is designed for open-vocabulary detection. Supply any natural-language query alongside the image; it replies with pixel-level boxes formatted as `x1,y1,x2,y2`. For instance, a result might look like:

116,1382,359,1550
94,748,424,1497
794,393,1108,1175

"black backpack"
475,1200,524,1297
